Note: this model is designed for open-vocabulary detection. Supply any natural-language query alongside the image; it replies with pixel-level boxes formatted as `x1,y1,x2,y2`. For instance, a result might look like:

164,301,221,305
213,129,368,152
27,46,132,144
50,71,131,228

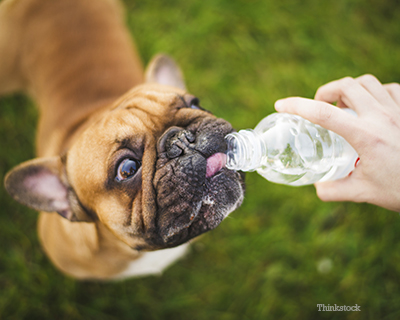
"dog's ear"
4,157,92,222
145,54,186,90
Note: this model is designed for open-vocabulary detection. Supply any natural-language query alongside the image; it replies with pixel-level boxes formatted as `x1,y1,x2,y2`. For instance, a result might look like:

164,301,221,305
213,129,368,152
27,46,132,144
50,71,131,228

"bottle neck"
225,129,265,171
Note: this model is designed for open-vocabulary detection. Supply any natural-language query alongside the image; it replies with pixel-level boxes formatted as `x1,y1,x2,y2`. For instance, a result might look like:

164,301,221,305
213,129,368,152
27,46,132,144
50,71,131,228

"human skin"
275,74,400,212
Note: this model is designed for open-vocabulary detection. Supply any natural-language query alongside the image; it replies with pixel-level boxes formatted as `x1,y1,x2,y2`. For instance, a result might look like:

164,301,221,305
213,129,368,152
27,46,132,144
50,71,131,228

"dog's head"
4,55,245,250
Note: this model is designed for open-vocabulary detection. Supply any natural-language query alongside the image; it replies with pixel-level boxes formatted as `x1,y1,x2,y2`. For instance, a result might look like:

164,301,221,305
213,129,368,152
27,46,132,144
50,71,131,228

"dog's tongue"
206,153,227,178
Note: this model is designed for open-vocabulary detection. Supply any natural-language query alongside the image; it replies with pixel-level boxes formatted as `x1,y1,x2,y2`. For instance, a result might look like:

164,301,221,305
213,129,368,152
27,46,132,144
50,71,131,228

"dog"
1,0,245,280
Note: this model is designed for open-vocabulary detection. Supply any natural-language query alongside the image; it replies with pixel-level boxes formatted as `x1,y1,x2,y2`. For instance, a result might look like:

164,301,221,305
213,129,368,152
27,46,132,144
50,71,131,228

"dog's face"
66,83,244,249
5,56,245,251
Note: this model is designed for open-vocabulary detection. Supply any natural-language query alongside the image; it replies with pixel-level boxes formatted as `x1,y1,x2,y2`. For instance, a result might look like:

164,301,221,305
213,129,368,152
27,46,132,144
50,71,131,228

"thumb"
314,177,366,203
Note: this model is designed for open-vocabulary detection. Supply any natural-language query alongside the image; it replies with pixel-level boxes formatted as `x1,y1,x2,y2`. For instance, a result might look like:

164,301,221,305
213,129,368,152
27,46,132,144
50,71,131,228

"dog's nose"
157,127,196,159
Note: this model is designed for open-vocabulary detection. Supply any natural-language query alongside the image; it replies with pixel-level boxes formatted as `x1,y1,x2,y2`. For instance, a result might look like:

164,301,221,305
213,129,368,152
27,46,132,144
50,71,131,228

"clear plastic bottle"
225,110,358,186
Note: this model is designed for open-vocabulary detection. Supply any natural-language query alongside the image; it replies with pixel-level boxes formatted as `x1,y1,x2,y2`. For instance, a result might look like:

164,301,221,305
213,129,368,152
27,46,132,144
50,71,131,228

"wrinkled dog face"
66,83,245,250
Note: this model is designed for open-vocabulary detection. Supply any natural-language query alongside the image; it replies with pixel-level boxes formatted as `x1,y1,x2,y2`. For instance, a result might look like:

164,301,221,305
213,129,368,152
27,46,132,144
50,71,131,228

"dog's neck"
19,0,144,156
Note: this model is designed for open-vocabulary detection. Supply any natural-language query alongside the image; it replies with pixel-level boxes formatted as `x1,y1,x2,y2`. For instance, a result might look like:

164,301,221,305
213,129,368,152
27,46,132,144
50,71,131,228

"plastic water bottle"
225,110,358,186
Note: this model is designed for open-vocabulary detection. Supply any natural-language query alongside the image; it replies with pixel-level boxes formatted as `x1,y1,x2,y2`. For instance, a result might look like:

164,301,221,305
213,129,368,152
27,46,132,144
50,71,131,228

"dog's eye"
116,158,141,181
189,97,201,109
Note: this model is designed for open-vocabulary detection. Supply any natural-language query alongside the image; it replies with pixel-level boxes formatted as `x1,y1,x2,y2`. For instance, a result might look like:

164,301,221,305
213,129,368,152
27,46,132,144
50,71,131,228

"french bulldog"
1,0,245,279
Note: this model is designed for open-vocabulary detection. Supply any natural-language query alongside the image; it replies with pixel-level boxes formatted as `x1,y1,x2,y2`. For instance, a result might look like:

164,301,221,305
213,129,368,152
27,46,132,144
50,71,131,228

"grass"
1,0,400,319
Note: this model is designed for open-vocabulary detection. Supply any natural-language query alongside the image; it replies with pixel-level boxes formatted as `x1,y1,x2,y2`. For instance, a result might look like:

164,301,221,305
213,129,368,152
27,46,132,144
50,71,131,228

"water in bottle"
225,111,358,186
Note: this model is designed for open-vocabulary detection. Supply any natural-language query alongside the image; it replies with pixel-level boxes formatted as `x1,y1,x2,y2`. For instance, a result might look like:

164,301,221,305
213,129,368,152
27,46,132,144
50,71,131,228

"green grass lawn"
1,0,400,319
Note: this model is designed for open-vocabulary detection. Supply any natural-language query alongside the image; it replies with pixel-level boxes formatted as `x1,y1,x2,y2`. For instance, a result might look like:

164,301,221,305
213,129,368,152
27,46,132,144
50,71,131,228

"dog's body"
2,0,244,280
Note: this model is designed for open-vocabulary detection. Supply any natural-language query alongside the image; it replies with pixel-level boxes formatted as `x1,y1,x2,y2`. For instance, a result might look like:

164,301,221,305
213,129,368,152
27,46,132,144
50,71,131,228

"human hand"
274,74,400,212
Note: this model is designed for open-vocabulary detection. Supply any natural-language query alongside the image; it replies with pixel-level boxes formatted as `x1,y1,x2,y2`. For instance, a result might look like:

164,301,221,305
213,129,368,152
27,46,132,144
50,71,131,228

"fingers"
356,75,398,109
275,97,359,142
314,76,378,114
314,176,367,203
384,83,400,106
315,75,399,114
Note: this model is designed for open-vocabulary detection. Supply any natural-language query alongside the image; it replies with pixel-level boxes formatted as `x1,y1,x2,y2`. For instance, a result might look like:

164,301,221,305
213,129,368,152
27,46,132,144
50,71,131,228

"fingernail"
275,99,284,111
354,157,360,167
